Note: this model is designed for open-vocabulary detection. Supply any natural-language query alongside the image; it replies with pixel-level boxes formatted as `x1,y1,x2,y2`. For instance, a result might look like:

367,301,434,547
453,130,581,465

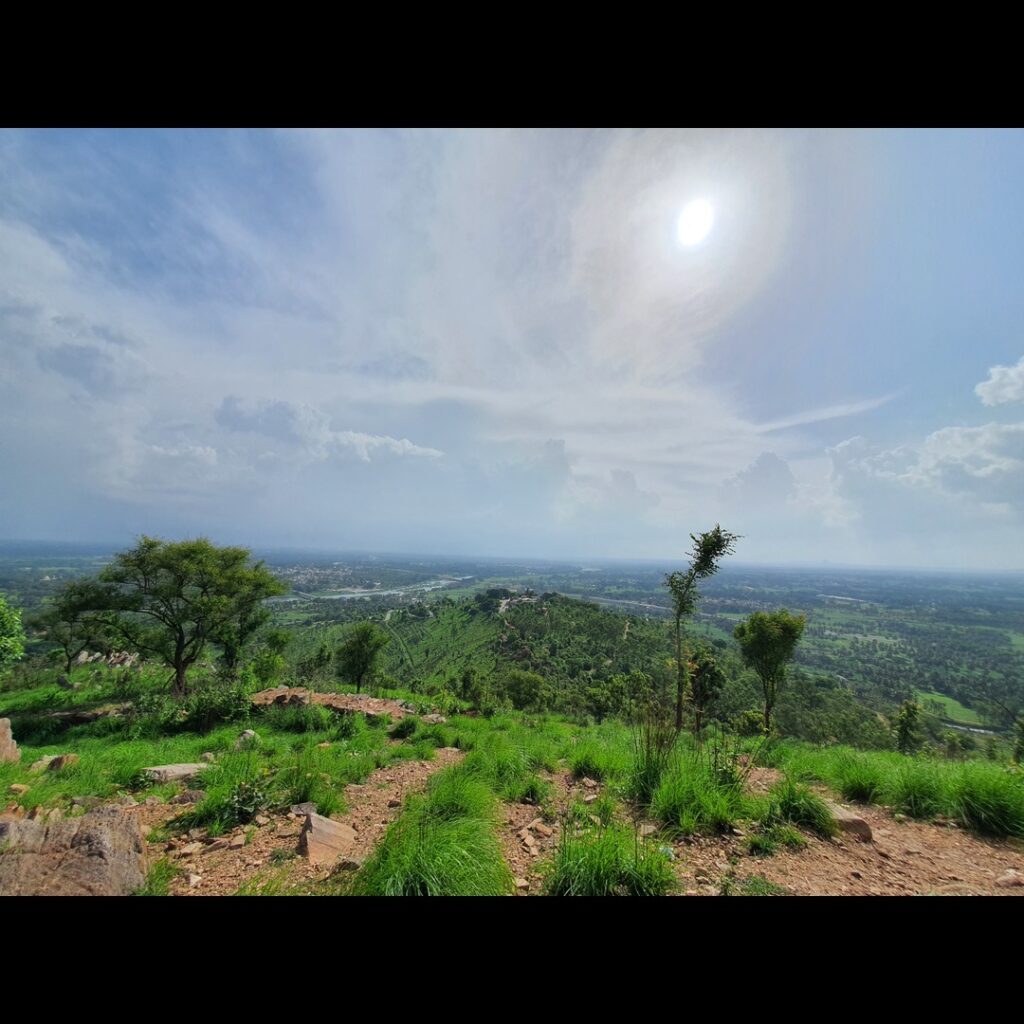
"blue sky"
1,128,1022,568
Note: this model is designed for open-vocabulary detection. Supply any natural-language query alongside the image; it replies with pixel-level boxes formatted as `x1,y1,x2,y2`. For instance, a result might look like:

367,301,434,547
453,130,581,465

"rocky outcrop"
251,687,409,721
0,719,19,764
143,764,209,784
0,806,146,896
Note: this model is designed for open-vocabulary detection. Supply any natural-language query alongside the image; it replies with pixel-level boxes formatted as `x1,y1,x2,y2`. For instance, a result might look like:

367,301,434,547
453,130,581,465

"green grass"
913,689,982,726
544,824,675,896
830,751,887,803
764,778,837,838
726,875,789,896
347,814,513,896
568,731,631,781
951,763,1024,837
134,857,180,896
421,768,496,822
650,755,750,837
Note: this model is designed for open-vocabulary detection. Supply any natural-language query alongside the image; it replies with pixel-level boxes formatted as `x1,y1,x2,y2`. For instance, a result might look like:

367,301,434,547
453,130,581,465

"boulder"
234,730,259,751
48,753,79,772
825,801,873,841
0,806,145,896
0,719,20,764
300,813,357,868
169,790,205,805
143,764,209,784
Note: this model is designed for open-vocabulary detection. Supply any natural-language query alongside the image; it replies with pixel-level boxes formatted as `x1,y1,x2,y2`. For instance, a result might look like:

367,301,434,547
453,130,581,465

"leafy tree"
99,536,287,697
335,622,390,693
33,579,123,674
733,608,806,735
0,593,26,671
688,643,726,735
894,699,922,755
665,525,739,731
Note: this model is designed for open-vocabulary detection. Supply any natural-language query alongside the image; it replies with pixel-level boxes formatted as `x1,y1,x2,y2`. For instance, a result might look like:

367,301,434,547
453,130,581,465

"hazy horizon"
3,129,1023,571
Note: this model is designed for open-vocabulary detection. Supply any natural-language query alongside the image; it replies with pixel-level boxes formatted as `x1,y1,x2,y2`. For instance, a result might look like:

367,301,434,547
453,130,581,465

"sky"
1,128,1023,569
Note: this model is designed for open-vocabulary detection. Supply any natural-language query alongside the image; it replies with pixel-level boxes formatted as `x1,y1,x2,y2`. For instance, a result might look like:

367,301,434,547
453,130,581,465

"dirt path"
132,747,463,896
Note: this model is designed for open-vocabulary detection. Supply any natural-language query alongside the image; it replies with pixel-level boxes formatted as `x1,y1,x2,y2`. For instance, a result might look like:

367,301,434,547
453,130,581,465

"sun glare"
677,198,715,247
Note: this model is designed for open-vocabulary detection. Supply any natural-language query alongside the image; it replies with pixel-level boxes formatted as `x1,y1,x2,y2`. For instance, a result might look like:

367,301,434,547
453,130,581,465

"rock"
201,752,216,763
421,714,447,725
300,813,358,868
2,803,25,819
581,777,599,790
290,802,318,817
229,834,246,849
387,798,401,808
996,869,1024,888
254,814,270,826
534,822,553,838
169,789,205,805
583,794,598,804
639,823,658,838
234,729,259,751
0,806,145,896
47,753,79,773
826,801,873,841
71,795,101,810
115,795,137,807
29,756,57,773
333,856,364,873
144,796,162,806
188,873,202,888
9,784,29,796
515,877,530,891
143,764,209,784
179,842,204,857
206,838,230,852
851,870,863,880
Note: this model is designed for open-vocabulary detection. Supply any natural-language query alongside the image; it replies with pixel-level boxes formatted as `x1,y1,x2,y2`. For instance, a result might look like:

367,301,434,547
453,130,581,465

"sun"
677,198,715,247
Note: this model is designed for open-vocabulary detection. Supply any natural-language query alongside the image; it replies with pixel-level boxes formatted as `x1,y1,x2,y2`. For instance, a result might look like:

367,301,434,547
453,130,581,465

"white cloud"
975,355,1024,406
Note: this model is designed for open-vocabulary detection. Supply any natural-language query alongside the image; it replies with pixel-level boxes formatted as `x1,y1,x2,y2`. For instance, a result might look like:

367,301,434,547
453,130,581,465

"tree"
665,525,740,731
33,579,123,674
688,643,726,735
99,536,287,698
733,608,806,735
0,593,26,672
335,622,390,694
894,699,922,755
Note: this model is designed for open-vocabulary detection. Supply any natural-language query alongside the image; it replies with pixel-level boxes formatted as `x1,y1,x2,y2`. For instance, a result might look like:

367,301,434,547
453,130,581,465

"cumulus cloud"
975,355,1024,406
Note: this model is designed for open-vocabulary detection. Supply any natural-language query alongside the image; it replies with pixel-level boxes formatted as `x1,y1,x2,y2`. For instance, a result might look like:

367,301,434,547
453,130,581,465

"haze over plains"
2,128,1023,570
